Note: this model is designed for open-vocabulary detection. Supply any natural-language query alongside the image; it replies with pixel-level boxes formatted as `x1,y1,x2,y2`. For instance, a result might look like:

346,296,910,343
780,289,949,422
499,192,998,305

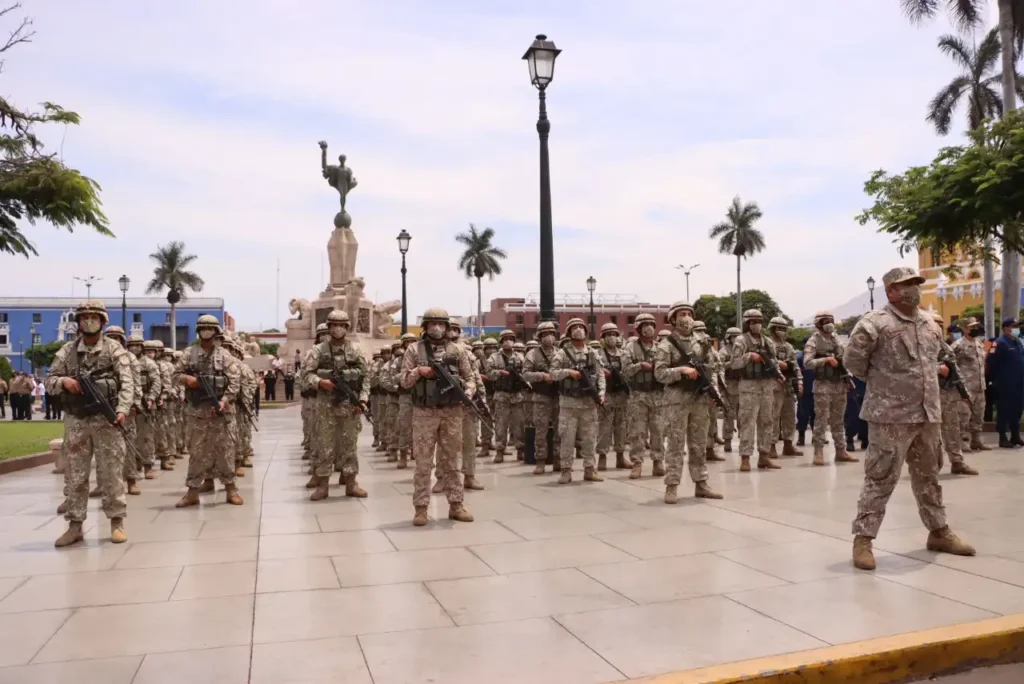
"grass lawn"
0,421,64,460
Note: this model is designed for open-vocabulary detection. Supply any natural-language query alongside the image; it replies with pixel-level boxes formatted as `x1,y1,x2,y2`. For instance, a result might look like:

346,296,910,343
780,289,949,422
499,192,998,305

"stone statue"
318,140,358,228
373,299,402,338
288,298,313,322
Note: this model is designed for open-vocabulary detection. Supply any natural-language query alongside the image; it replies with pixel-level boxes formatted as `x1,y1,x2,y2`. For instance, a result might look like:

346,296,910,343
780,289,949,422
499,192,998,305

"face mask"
749,323,762,335
427,324,446,340
898,284,922,308
330,325,347,340
1014,329,1022,339
773,328,786,339
540,333,555,347
145,351,157,358
502,340,513,351
822,323,836,334
640,324,655,339
969,328,982,338
448,329,460,340
675,315,693,333
952,332,963,340
199,329,215,341
570,328,586,341
79,318,101,335
129,346,142,357
605,335,620,348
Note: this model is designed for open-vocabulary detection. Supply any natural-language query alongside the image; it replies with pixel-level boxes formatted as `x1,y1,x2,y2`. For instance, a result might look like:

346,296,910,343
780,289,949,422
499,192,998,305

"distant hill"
796,290,873,327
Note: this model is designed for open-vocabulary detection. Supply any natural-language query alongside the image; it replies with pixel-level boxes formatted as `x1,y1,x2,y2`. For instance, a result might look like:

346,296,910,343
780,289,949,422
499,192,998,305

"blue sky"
0,0,991,328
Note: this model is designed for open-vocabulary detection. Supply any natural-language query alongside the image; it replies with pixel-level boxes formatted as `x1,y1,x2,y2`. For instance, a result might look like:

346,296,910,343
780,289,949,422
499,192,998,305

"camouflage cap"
961,317,980,329
882,266,925,288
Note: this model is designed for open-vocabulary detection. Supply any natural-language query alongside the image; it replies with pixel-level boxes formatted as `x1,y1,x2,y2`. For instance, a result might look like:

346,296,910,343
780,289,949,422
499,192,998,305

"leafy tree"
0,355,11,382
0,4,109,257
146,241,204,350
709,196,767,327
261,328,280,333
693,290,784,339
455,224,507,339
24,340,64,370
259,341,279,356
837,315,862,336
788,327,814,347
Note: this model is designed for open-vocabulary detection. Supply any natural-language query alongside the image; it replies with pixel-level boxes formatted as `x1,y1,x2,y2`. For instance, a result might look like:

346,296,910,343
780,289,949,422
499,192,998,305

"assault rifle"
506,363,534,392
237,399,260,432
939,352,972,402
77,372,142,461
574,358,604,408
760,343,797,400
196,374,225,417
429,358,494,430
825,353,856,392
327,371,372,425
665,337,730,414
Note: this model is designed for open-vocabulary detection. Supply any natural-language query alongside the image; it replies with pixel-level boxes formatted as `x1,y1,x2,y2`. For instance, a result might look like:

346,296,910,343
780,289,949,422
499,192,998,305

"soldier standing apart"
729,309,782,471
551,318,606,484
719,327,741,452
846,267,975,570
623,314,664,477
129,335,161,480
48,301,134,547
803,312,857,466
524,321,561,475
301,310,369,501
952,317,991,454
104,326,143,496
768,317,803,458
174,315,244,507
934,313,979,476
595,323,630,471
694,320,727,463
401,308,475,526
654,302,723,503
488,330,526,463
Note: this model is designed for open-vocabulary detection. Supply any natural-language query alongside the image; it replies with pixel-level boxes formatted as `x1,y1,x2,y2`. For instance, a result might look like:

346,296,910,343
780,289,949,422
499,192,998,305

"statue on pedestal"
318,140,358,229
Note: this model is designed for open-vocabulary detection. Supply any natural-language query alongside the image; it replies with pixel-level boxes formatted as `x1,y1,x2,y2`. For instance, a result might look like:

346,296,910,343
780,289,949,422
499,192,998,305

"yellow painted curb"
622,613,1024,684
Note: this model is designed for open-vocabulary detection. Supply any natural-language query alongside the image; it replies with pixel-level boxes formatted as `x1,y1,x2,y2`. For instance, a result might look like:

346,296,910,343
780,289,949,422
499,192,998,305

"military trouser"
663,394,710,486
462,414,478,478
63,413,127,523
123,414,139,481
185,411,236,489
852,422,946,538
412,405,464,507
939,389,966,468
301,396,312,454
964,390,985,441
384,395,400,451
371,393,382,440
398,395,413,453
493,393,524,452
532,396,559,464
135,409,157,468
707,402,717,444
166,404,179,456
480,390,495,446
597,391,628,455
627,391,663,465
722,381,739,440
738,379,775,457
236,413,254,465
812,383,847,448
312,398,362,478
154,404,171,462
558,399,598,471
772,385,797,443
177,402,189,455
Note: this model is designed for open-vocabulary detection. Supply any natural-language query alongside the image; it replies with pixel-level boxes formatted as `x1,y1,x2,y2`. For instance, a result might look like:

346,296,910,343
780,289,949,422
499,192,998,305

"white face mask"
604,335,620,348
640,324,655,339
540,333,555,347
502,340,513,351
822,323,836,334
675,315,693,334
427,324,446,340
330,325,347,340
570,328,586,341
749,323,763,335
79,317,102,335
448,329,460,340
199,329,215,341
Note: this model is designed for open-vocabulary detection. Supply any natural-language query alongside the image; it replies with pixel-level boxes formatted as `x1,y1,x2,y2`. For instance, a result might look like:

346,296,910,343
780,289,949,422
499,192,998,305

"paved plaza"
0,407,1021,682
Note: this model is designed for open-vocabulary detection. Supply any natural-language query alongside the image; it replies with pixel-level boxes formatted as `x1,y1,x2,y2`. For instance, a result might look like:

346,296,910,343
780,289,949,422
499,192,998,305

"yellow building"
918,247,1023,326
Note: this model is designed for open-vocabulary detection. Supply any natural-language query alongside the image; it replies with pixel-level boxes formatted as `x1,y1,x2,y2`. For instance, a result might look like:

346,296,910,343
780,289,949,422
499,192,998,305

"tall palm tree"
146,241,204,349
928,29,1015,134
455,224,507,338
709,196,766,328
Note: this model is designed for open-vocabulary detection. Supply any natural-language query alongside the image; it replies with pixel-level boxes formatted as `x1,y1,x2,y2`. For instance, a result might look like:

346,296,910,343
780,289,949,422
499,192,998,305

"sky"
0,0,995,329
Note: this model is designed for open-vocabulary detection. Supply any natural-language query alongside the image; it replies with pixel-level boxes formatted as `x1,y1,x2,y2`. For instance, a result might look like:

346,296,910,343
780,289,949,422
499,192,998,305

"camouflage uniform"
694,320,726,462
803,313,852,464
460,341,485,488
768,318,802,458
159,352,180,459
231,342,258,471
382,343,403,460
396,334,417,465
517,341,532,461
369,352,382,446
174,351,189,458
951,319,989,451
523,322,561,475
729,310,781,471
551,319,607,481
623,318,664,474
487,331,526,461
934,317,977,475
300,325,328,460
596,323,630,470
108,329,143,485
479,341,498,454
718,328,741,449
132,338,162,476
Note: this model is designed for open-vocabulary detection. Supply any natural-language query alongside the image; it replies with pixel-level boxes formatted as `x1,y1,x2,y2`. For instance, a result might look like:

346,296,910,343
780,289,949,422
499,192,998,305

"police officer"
729,309,781,471
523,321,561,475
551,318,606,484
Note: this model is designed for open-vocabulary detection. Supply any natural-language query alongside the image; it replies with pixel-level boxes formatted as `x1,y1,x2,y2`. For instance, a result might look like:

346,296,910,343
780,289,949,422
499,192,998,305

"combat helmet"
195,314,222,334
525,340,539,350
742,309,764,332
143,339,164,351
666,301,694,324
634,313,657,330
600,322,620,337
471,339,484,350
127,334,145,349
693,320,707,333
499,329,516,342
564,317,587,336
483,337,498,348
315,323,329,341
421,308,450,326
769,316,790,329
326,310,351,327
400,332,417,345
813,311,834,327
535,321,558,341
588,340,602,349
103,325,126,342
75,299,109,325
725,326,741,338
657,329,671,339
513,341,526,353
390,340,403,352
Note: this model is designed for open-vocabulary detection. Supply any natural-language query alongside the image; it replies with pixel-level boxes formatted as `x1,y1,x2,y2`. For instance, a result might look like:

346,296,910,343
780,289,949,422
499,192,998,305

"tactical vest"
741,335,775,380
411,341,463,407
811,334,843,382
664,336,701,391
313,341,363,403
62,340,120,419
527,347,559,397
138,356,154,396
481,352,496,394
393,354,410,394
186,345,228,407
627,341,661,392
602,349,630,394
559,346,597,398
494,352,526,393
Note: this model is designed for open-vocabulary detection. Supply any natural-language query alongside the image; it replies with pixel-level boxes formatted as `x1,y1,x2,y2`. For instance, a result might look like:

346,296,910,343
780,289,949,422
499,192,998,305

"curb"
623,613,1024,684
0,450,56,475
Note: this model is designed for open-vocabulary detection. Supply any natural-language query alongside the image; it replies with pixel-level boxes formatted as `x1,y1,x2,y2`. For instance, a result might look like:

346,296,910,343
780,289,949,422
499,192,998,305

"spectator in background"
293,349,301,372
985,336,998,423
49,391,62,421
946,323,960,347
283,369,295,401
796,341,816,446
27,374,40,420
264,368,277,401
844,376,868,452
0,375,7,419
9,372,26,420
988,317,1024,448
253,372,262,416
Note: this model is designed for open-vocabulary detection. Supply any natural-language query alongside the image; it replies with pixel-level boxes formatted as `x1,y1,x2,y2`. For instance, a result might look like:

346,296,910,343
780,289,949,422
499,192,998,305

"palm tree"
709,196,766,328
455,224,507,338
146,241,204,349
928,29,1017,134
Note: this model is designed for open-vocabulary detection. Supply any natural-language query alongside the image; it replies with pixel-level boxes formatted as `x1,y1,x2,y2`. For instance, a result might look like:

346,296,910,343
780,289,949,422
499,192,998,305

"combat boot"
302,450,312,460
796,431,805,446
615,452,631,469
493,451,505,464
477,445,490,458
176,488,201,508
310,478,329,502
56,499,69,515
664,485,679,505
305,474,319,489
54,521,84,548
143,465,155,480
126,479,141,496
160,459,174,471
464,476,484,491
110,518,127,544
242,456,253,468
533,461,546,475
846,438,856,453
951,462,979,476
695,481,724,499
723,440,732,453
835,450,859,463
629,462,642,480
597,454,607,471
199,479,215,493
386,450,398,463
371,438,379,448
812,446,825,466
397,451,408,470
89,485,102,498
583,467,604,482
516,448,524,461
449,504,474,522
853,536,876,570
558,470,572,484
927,527,976,556
757,453,782,470
782,440,803,456
652,461,666,477
768,442,779,458
740,456,751,472
431,479,445,494
706,446,726,462
970,434,991,451
235,466,245,477
345,476,368,498
413,506,429,526
225,486,244,506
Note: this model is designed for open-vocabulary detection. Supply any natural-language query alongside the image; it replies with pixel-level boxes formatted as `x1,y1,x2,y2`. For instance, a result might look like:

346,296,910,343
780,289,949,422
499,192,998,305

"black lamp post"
28,324,36,374
397,230,411,334
523,34,561,323
586,276,597,340
867,276,876,311
119,274,130,330
17,339,23,372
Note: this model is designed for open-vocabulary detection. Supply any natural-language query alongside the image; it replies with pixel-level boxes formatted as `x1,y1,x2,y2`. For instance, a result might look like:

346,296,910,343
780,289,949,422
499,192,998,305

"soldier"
227,337,258,474
478,337,499,456
729,309,782,471
174,350,190,460
381,341,403,460
459,337,485,491
522,339,538,461
718,327,741,453
623,313,664,476
47,300,134,547
934,313,979,476
372,345,392,451
141,341,175,472
173,314,244,508
551,318,606,484
488,330,527,463
694,320,726,463
803,311,857,466
596,323,630,471
369,350,382,447
301,310,369,500
159,347,180,461
768,317,803,458
655,301,723,503
395,333,417,469
952,317,990,453
523,321,561,475
400,308,476,526
128,334,161,480
104,326,143,496
845,267,975,570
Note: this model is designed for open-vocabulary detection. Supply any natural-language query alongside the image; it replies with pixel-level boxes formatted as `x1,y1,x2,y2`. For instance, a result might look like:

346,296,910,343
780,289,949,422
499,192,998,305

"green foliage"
0,355,11,382
262,328,280,333
259,341,279,356
788,327,813,347
0,421,64,459
24,340,64,369
837,315,862,336
958,303,1024,324
146,241,204,300
693,290,785,339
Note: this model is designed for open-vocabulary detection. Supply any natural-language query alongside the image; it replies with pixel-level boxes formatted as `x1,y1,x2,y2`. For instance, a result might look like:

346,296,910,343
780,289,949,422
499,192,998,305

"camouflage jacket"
398,339,476,397
951,335,986,396
551,343,606,407
172,345,241,414
654,330,717,404
45,336,135,417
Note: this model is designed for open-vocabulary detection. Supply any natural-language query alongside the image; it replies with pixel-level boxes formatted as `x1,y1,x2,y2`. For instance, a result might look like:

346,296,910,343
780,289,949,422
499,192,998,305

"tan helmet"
421,307,450,326
725,326,741,337
103,325,126,339
666,301,694,324
564,317,587,336
471,339,484,349
588,340,602,349
174,350,184,360
634,313,656,329
195,314,222,335
600,322,620,337
127,334,144,348
75,299,109,325
526,340,539,349
449,319,462,331
390,341,403,351
380,344,392,356
536,321,557,336
559,334,572,348
693,320,707,332
813,311,834,327
326,309,350,327
658,329,671,338
372,350,381,359
499,329,516,342
627,334,639,342
400,332,417,344
143,339,164,351
742,309,764,331
483,337,498,348
513,342,526,353
769,316,790,330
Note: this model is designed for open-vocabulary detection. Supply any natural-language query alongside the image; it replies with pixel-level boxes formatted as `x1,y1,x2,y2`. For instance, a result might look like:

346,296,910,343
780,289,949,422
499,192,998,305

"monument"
277,141,399,361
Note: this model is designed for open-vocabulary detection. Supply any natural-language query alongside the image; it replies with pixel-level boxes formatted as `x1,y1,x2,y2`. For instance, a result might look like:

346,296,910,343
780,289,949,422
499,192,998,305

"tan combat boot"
853,536,876,570
242,456,253,468
110,517,127,544
412,506,429,526
160,460,175,471
951,462,979,476
464,476,484,491
768,442,779,458
812,446,825,466
558,470,572,484
533,460,546,475
723,440,732,453
664,485,679,504
199,479,215,493
386,450,398,463
56,499,69,515
345,476,368,498
235,466,245,477
597,454,607,471
615,452,632,469
652,461,666,477
970,433,991,451
143,465,155,480
782,440,802,456
398,450,408,469
310,478,329,502
305,474,319,489
629,462,642,479
706,445,726,462
225,486,244,506
126,479,141,496
927,527,976,556
583,467,604,482
835,448,859,463
176,489,201,508
89,485,102,498
431,478,445,494
493,451,505,464
54,521,84,548
740,456,751,472
757,453,782,470
695,481,724,499
449,503,474,522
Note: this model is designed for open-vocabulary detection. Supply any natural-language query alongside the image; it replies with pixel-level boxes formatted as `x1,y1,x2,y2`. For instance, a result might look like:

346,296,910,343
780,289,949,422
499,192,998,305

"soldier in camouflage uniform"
400,308,476,526
159,347,181,460
372,343,392,452
729,309,782,472
128,334,161,480
694,320,726,463
845,267,975,571
595,323,630,471
48,301,134,547
454,331,484,491
623,313,663,476
395,333,417,469
803,312,856,466
300,324,329,460
952,317,991,453
173,315,244,508
768,317,803,458
655,302,723,503
301,310,369,501
369,350,382,447
488,329,527,463
104,326,143,496
551,318,607,484
933,313,979,476
174,350,189,459
523,321,561,475
719,327,741,452
140,340,175,473
227,336,258,475
515,340,530,461
478,338,499,456
380,341,403,460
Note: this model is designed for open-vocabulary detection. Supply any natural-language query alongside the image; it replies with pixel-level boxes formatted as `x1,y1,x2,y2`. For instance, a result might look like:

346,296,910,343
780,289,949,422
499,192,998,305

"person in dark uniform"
844,376,868,451
796,341,816,446
985,336,997,423
988,317,1024,448
284,370,295,401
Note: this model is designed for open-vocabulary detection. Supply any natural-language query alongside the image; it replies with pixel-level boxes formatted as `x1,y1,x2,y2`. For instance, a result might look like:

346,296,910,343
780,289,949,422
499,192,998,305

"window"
31,334,41,345
627,315,635,325
31,313,41,323
515,314,524,324
610,315,618,324
133,313,142,323
0,334,7,345
165,313,171,323
0,313,7,323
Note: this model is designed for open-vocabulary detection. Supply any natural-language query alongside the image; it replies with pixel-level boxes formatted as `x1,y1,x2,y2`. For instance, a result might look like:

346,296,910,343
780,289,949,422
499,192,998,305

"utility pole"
73,275,102,299
675,264,700,302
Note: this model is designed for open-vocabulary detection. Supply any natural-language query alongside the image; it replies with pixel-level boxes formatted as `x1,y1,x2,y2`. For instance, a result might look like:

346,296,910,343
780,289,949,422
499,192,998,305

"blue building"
0,297,228,372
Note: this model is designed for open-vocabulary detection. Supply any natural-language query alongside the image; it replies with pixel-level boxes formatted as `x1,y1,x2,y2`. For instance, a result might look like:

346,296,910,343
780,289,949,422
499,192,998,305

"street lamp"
676,263,700,303
28,324,35,374
523,34,561,323
867,276,876,311
586,275,597,340
17,339,23,372
118,274,130,330
397,230,411,334
74,275,102,299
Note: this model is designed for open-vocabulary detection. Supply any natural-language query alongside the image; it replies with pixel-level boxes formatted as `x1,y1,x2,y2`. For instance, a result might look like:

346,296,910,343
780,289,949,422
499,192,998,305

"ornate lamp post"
397,230,411,334
523,34,561,323
586,276,597,340
118,274,130,330
867,276,876,311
